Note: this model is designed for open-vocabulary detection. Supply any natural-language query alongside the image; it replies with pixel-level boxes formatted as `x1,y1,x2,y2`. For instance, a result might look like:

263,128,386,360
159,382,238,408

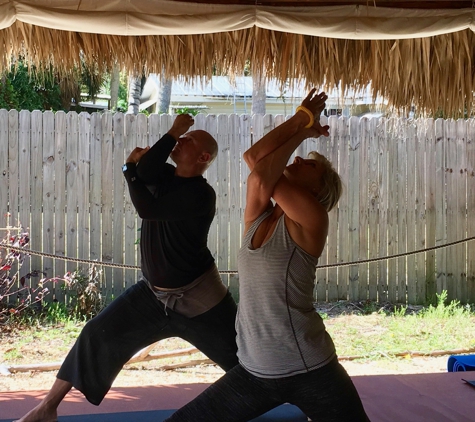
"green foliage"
419,291,473,319
117,99,128,112
174,106,201,116
80,63,106,102
0,78,18,109
392,305,408,317
0,60,64,111
360,299,379,314
42,301,72,324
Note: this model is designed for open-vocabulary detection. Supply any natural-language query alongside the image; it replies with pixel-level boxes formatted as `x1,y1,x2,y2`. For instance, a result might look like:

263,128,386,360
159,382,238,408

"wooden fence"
0,110,474,305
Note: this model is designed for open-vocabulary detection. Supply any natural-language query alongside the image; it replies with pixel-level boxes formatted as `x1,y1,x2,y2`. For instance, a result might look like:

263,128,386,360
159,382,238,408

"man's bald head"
190,130,218,168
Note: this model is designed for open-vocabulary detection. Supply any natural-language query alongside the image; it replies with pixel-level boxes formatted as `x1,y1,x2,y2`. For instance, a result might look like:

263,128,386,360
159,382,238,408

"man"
17,114,238,422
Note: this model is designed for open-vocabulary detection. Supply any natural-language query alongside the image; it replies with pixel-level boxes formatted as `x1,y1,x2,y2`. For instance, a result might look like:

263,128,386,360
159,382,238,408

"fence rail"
0,110,474,305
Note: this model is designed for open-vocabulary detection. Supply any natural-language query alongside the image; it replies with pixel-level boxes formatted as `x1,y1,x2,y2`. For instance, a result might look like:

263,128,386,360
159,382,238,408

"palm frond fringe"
1,23,474,116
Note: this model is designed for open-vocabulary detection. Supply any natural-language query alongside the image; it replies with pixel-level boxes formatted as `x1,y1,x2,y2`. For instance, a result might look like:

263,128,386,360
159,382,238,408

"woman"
164,89,370,422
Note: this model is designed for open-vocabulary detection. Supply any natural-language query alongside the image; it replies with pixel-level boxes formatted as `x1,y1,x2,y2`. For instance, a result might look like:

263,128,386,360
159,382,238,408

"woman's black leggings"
165,357,370,422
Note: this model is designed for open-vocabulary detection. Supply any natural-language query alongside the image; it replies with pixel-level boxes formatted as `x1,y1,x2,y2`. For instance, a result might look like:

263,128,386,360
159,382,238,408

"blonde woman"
165,89,370,422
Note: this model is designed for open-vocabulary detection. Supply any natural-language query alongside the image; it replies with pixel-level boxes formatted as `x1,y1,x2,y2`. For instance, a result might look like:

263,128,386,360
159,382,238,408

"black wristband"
122,162,137,182
122,162,136,173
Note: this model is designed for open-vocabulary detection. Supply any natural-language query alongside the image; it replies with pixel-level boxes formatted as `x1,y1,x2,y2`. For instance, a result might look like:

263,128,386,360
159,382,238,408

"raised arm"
243,89,329,171
244,90,329,227
136,114,194,184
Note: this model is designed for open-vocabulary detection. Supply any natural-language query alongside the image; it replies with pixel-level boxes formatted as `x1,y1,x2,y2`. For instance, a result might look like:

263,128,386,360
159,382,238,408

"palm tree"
109,64,120,111
251,69,266,115
158,75,172,114
127,75,142,115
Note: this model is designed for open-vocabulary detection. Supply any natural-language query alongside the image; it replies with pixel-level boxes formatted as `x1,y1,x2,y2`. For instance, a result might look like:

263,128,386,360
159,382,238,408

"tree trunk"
158,77,172,114
127,75,142,115
251,71,266,115
109,64,120,111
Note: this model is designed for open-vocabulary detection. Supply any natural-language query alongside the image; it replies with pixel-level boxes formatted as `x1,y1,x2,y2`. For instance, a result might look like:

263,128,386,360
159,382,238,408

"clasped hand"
301,88,330,138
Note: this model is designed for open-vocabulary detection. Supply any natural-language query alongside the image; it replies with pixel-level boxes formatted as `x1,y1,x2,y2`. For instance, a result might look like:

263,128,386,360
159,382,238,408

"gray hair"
307,151,342,212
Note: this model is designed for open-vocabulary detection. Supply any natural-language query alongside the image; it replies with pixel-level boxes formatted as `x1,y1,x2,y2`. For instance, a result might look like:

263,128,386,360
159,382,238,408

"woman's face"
284,156,325,193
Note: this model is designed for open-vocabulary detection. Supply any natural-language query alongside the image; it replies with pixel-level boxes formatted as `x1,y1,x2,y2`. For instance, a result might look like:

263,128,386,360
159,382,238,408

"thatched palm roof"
1,1,475,116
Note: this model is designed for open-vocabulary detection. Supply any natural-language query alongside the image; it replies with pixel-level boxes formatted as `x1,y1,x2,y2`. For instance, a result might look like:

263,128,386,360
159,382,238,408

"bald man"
17,114,238,422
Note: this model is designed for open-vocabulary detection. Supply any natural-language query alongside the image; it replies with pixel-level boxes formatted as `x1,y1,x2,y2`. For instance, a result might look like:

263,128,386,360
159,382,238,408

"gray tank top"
236,209,336,378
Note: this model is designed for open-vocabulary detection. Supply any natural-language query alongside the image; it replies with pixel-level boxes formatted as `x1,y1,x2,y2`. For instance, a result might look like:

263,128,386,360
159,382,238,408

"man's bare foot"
14,403,58,422
15,378,72,421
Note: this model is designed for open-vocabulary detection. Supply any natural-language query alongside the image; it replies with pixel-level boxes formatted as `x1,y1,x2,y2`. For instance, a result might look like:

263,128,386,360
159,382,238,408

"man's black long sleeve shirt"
123,134,216,288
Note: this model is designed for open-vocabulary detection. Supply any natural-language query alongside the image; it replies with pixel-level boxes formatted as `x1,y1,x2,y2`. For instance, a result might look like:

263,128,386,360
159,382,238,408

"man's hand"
126,146,150,164
167,114,195,140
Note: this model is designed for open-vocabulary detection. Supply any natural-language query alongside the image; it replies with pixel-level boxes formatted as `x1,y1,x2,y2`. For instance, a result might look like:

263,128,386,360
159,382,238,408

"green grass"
326,293,475,358
1,321,82,362
1,292,474,366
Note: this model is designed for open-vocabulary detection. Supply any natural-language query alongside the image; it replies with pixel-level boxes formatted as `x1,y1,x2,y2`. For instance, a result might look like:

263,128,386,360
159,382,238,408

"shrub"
1,230,104,325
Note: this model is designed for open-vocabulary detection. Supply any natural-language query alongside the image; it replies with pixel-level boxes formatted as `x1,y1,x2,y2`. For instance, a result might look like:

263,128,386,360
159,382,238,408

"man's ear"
198,152,211,163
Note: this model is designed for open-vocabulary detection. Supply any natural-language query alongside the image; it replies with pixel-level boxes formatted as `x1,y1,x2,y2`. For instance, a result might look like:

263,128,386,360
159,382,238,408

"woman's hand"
298,89,330,137
300,89,328,122
306,122,330,138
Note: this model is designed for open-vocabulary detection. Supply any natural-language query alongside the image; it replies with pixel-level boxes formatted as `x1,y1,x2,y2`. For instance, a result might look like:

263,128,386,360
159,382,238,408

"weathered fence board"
358,118,369,300
42,111,55,285
396,123,407,302
19,111,31,280
435,119,447,296
455,119,468,301
5,111,20,279
446,120,458,300
415,121,427,303
90,113,102,272
78,113,90,273
347,116,360,301
424,118,436,302
1,111,474,306
8,111,19,231
217,113,230,288
327,117,340,302
368,117,379,301
468,119,475,303
66,112,78,276
315,115,330,301
54,112,67,302
386,118,398,303
30,110,43,276
101,112,114,298
202,113,218,270
406,122,417,303
124,114,139,289
0,110,8,232
111,113,125,299
378,118,388,303
228,114,241,299
336,116,350,301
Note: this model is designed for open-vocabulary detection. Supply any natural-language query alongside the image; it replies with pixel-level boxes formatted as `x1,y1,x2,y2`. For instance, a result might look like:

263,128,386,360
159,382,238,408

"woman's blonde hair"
307,151,342,212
